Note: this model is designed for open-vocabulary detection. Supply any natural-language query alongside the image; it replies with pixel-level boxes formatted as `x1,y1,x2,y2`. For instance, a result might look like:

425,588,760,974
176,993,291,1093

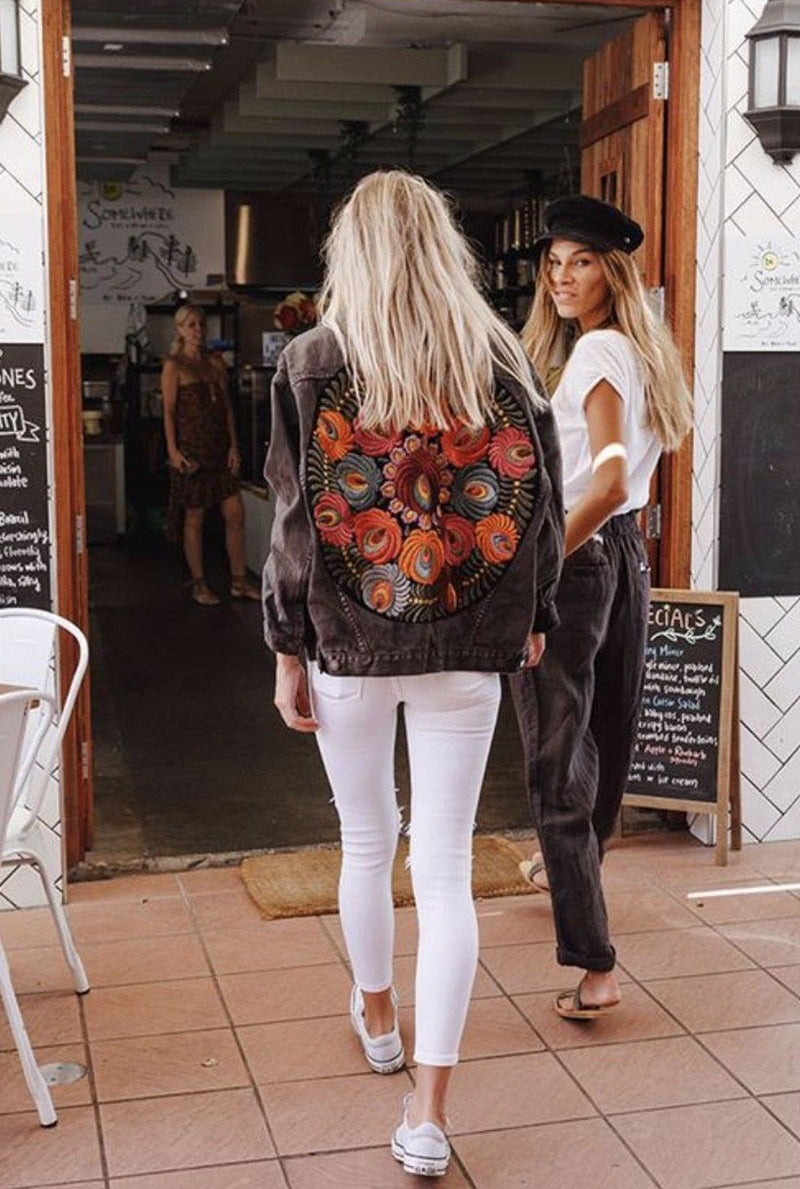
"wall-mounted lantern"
744,0,800,163
0,0,26,122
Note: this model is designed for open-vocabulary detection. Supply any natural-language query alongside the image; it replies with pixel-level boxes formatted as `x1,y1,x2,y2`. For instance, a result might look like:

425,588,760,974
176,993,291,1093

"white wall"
77,167,225,354
696,0,800,841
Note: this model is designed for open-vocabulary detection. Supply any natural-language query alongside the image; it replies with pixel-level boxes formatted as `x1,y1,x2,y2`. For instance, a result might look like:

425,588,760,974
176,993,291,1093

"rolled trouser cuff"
556,944,616,973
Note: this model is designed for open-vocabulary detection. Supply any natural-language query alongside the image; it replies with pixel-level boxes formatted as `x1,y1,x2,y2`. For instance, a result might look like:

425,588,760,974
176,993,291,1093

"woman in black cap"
512,195,692,1018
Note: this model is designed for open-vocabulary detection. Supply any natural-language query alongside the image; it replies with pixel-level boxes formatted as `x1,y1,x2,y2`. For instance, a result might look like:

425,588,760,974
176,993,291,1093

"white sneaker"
391,1093,450,1177
349,985,405,1074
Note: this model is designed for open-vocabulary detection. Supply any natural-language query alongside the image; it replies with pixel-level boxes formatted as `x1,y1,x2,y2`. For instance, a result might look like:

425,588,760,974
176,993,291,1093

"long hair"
521,247,692,451
317,170,543,431
170,303,207,358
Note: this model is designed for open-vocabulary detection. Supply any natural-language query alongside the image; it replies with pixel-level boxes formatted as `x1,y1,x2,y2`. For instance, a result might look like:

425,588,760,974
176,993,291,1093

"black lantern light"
744,0,800,162
0,0,26,122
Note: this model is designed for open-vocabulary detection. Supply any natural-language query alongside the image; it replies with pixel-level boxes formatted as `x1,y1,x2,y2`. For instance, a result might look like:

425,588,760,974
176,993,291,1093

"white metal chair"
0,609,90,998
0,688,58,1125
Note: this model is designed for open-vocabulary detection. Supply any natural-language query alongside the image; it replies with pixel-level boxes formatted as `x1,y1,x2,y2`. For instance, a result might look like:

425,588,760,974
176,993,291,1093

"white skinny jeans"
309,665,501,1067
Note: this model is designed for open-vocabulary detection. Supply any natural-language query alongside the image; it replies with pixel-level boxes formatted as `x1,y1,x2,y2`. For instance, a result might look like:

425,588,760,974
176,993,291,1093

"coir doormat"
241,834,530,920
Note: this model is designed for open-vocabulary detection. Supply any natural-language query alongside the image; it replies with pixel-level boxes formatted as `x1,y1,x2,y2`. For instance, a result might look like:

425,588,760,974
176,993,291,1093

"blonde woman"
162,304,259,605
263,170,564,1177
512,196,692,1019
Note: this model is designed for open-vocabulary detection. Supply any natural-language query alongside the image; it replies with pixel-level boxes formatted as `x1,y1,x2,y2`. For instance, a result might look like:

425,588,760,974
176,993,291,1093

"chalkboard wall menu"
624,590,741,864
0,343,51,609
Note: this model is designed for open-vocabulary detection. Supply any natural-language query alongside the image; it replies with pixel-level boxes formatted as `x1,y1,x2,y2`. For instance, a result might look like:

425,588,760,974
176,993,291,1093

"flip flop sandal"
554,984,621,1021
518,857,550,893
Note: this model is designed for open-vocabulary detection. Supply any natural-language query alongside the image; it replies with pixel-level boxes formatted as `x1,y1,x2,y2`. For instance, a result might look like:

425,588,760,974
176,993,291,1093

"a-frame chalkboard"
623,589,741,865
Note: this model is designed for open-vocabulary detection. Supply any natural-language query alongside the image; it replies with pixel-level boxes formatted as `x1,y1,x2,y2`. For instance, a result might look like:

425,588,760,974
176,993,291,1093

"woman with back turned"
512,195,692,1020
263,171,564,1176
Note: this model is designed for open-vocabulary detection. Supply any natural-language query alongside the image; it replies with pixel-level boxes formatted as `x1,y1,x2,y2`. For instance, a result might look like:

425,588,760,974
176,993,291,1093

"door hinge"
653,61,669,100
69,278,78,321
81,741,89,782
646,504,662,540
75,513,85,555
62,36,71,78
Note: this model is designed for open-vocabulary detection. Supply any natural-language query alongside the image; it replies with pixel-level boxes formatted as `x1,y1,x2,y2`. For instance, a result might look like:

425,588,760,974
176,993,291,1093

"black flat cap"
533,195,644,264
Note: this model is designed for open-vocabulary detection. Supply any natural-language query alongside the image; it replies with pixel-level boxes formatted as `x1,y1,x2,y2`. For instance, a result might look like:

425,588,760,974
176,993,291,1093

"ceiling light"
75,103,180,118
76,119,171,133
76,155,146,164
74,54,212,72
102,43,123,52
72,26,229,47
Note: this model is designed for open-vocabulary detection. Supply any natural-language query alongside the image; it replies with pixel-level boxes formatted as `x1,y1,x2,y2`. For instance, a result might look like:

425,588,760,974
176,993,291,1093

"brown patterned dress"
167,377,239,542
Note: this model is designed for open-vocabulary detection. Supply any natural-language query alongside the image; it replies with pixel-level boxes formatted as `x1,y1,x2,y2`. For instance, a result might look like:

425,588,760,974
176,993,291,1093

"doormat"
240,834,530,921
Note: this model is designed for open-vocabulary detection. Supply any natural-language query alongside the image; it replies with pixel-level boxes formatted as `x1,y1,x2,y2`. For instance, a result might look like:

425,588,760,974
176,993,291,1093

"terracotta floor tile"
76,933,211,987
683,882,800,925
0,1105,103,1188
7,945,84,995
187,888,264,932
0,1043,91,1113
260,1071,415,1155
617,927,754,981
513,983,684,1049
605,887,700,933
84,977,228,1040
203,918,340,974
177,865,246,893
479,939,632,996
474,896,555,947
455,1117,654,1189
109,1162,286,1189
101,1088,275,1177
0,990,82,1051
744,840,800,876
67,897,195,944
761,1091,800,1139
560,1035,744,1113
68,873,181,902
219,963,351,1026
447,1053,595,1134
92,1027,249,1101
614,1099,800,1189
285,1146,472,1188
703,1022,800,1094
647,969,800,1032
393,952,501,1005
397,996,544,1065
717,918,800,967
239,1015,367,1083
0,907,63,949
771,964,800,998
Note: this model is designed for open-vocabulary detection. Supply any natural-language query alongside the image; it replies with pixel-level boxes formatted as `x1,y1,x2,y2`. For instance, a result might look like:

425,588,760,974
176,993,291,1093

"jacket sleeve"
262,357,313,655
531,399,565,632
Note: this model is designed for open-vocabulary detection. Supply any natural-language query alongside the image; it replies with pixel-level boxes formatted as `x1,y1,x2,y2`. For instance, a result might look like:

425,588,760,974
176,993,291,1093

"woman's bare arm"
564,379,629,555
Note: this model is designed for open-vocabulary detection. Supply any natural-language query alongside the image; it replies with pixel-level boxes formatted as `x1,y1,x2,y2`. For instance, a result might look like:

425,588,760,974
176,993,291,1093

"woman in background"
263,171,563,1177
162,304,260,605
513,195,692,1019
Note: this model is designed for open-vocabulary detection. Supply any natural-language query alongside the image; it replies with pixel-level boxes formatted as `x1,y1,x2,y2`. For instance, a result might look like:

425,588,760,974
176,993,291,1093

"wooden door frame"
45,0,699,867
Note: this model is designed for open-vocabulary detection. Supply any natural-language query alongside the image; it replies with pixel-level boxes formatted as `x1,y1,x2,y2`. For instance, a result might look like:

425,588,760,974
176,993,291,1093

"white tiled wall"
696,0,800,841
0,0,60,907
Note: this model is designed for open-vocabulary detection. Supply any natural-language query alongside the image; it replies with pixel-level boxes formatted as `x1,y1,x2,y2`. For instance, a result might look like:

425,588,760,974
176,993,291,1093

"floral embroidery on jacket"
307,371,538,622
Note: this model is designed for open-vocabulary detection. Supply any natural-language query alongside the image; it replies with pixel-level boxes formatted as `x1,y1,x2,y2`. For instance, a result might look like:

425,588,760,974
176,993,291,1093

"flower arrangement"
274,290,317,335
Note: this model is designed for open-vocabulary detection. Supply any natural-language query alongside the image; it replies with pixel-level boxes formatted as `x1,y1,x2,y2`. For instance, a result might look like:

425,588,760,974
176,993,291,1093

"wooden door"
580,11,667,578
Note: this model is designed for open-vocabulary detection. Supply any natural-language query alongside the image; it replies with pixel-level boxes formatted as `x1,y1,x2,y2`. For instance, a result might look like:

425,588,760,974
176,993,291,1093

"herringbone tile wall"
696,0,800,841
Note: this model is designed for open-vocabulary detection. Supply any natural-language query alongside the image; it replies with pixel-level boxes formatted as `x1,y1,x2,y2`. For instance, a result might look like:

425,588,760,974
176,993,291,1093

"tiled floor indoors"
5,834,800,1188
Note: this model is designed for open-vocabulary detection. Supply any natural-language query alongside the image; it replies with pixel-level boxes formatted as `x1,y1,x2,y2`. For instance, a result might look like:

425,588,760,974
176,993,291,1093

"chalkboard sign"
0,343,51,610
623,589,741,864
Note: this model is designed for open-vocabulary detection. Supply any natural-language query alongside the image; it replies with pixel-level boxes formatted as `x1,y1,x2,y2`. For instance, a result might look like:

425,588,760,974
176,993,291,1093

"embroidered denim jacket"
263,326,564,676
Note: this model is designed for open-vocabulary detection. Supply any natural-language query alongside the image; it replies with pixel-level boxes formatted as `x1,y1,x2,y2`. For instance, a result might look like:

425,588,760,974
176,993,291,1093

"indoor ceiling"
71,0,641,202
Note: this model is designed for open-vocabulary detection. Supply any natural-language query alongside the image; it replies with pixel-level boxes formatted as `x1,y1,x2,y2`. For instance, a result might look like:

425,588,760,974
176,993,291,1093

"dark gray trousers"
510,512,651,972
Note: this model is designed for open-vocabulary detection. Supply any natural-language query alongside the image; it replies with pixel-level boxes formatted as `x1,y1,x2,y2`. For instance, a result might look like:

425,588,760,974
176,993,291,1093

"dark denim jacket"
263,326,564,676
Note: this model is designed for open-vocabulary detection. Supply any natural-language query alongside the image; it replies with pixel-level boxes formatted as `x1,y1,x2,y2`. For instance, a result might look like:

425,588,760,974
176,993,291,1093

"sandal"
554,980,621,1021
191,579,220,606
518,852,550,893
230,575,261,601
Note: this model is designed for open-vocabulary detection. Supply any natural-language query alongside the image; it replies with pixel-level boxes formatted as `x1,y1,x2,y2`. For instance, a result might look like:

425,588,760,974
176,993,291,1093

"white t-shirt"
551,328,660,513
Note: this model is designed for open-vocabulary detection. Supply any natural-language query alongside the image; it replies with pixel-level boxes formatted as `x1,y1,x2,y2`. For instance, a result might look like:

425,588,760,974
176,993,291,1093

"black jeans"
510,512,651,973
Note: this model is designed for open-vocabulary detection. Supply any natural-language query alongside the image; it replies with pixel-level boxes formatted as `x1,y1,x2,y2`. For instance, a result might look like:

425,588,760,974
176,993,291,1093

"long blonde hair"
170,303,207,358
521,246,692,451
318,170,543,430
